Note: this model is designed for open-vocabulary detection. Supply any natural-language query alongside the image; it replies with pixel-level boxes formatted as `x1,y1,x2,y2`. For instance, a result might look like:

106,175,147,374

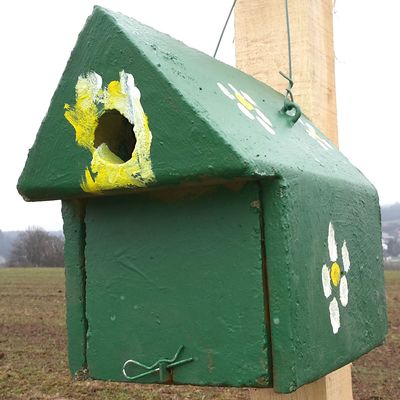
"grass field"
384,259,400,270
0,268,398,400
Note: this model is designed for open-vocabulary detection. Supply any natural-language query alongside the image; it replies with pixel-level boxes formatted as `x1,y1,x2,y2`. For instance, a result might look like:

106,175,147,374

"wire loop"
279,71,301,124
122,345,193,382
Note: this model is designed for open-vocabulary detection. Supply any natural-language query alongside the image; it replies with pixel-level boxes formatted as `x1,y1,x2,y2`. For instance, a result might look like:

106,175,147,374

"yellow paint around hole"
64,71,154,193
330,262,341,287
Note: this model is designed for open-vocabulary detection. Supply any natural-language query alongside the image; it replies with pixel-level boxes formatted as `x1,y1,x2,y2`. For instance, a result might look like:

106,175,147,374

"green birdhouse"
17,6,387,394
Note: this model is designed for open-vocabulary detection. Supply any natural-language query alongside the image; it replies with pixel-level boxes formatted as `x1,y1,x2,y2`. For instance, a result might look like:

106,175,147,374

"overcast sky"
1,0,399,231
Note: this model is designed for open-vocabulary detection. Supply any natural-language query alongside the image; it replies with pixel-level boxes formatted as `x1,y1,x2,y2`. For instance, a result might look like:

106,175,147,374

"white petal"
320,138,333,149
340,276,349,307
228,83,239,93
306,123,317,137
328,222,338,262
329,298,340,334
318,140,330,150
240,91,257,106
256,116,276,135
237,103,255,119
322,264,332,298
255,108,272,126
217,82,235,100
342,241,350,272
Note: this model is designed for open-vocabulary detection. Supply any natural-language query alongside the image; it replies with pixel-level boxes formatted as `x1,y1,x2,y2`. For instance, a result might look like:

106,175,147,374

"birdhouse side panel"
61,200,87,376
261,175,387,393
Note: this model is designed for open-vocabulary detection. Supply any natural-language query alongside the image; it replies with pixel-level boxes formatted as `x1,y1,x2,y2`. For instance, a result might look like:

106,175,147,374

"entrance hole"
94,110,136,162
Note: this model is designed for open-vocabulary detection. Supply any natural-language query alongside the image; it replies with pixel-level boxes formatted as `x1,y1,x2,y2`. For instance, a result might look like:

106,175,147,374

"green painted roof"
18,6,372,200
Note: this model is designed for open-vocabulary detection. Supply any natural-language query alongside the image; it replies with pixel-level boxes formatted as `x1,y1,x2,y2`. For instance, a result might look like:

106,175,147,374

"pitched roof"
18,6,372,200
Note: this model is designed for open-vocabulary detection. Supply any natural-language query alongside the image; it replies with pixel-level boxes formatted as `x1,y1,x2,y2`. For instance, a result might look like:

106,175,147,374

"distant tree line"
385,238,400,258
8,227,64,267
381,203,400,259
1,203,399,267
0,230,18,261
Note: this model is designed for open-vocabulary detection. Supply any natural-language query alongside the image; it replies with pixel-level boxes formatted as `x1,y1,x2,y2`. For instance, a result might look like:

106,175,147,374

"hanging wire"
213,0,300,123
213,0,237,58
280,0,301,124
283,0,292,80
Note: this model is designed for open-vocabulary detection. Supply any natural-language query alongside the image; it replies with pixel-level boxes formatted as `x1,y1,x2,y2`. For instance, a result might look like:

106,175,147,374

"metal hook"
279,71,302,125
279,71,294,102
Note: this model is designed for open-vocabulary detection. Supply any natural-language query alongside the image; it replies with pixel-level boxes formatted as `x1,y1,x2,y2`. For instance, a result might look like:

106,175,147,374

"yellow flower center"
235,92,254,110
330,262,341,287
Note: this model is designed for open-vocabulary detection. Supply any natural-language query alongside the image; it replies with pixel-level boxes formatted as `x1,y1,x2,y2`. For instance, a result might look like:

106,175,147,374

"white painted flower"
217,82,276,135
321,222,351,334
299,118,333,150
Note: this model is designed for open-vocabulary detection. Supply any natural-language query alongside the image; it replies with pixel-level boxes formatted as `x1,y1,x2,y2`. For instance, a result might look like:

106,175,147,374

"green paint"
17,6,387,393
84,183,271,386
61,200,87,376
261,177,387,391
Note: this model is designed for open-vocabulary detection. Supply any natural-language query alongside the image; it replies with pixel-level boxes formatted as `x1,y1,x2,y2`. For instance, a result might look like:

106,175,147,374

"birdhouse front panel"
18,6,387,394
83,183,271,386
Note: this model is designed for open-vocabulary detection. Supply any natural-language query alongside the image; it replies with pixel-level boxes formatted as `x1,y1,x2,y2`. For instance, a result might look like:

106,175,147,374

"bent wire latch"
122,345,193,382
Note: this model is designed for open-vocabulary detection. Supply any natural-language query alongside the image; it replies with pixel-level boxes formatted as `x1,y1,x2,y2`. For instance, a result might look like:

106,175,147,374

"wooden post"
248,365,352,400
235,0,351,398
235,0,338,145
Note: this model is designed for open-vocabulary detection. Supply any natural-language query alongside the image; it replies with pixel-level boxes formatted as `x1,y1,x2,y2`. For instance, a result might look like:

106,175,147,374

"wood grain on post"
235,0,351,398
235,0,338,145
249,364,352,400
